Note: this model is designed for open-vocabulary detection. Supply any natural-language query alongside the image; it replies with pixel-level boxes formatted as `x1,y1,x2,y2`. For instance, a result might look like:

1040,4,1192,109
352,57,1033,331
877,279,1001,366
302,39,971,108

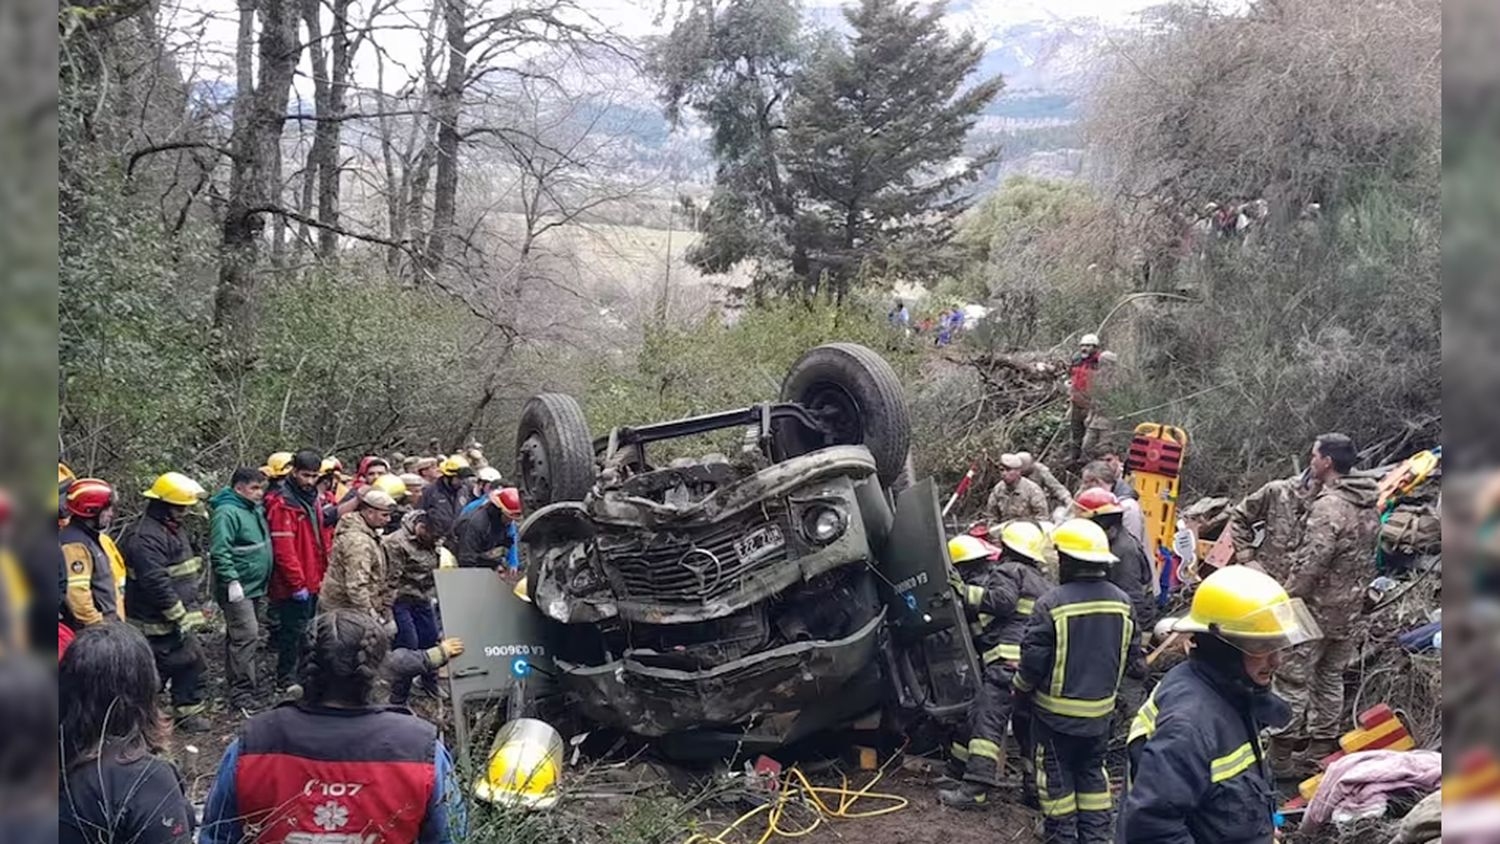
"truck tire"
515,393,594,508
777,343,911,486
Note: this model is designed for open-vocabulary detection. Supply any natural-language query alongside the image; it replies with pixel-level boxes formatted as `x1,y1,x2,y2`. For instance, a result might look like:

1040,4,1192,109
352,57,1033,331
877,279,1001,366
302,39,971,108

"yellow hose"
682,753,911,844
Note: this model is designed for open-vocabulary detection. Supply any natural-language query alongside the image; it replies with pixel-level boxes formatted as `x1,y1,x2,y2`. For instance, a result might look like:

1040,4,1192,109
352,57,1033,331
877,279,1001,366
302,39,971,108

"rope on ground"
681,752,911,844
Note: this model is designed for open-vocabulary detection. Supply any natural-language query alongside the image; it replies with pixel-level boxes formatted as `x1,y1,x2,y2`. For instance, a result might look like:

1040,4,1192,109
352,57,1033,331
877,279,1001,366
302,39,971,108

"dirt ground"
176,618,1044,843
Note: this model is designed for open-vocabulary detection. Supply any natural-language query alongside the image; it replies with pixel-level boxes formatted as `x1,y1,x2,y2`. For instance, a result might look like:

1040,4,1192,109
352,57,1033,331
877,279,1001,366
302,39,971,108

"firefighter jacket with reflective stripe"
958,557,1054,666
1013,576,1135,736
204,702,452,844
60,522,126,627
1120,657,1291,843
120,504,204,636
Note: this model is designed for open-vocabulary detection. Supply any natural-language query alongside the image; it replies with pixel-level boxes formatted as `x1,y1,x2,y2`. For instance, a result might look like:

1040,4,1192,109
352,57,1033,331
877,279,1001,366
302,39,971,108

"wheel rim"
802,381,863,446
518,432,552,505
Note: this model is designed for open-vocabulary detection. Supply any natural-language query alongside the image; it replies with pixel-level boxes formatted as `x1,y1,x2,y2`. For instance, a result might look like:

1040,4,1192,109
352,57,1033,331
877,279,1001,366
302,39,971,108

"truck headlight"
802,505,845,544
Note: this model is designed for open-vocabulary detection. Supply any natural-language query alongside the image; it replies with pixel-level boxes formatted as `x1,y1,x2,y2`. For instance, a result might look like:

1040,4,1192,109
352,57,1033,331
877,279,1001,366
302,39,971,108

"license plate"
735,524,785,562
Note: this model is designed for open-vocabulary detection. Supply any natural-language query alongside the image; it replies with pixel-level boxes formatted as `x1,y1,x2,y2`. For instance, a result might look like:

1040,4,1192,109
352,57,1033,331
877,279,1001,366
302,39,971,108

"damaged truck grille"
598,507,790,604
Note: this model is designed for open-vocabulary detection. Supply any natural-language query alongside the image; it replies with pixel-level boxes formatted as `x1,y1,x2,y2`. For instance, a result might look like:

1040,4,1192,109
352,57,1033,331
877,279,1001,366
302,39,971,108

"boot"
176,714,212,733
938,781,992,810
937,758,966,784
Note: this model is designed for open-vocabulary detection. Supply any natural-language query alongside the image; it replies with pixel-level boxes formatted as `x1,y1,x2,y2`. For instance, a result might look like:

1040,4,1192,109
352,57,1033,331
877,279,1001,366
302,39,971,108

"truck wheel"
515,394,595,508
777,343,911,486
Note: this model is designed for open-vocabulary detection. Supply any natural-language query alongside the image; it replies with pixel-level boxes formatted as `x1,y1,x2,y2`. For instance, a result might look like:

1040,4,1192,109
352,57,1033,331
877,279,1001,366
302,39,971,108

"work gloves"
227,580,245,603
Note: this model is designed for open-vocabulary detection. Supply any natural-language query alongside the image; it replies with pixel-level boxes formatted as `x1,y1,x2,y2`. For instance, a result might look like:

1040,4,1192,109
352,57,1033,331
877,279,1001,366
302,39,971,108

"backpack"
1380,504,1440,555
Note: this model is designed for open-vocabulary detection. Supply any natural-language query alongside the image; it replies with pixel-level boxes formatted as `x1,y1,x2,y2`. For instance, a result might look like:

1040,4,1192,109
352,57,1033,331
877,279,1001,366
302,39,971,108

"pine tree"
786,0,1002,295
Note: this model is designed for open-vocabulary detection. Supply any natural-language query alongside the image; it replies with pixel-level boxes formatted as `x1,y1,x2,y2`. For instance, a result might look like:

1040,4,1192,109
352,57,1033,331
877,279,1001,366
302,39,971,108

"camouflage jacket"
986,477,1050,523
1286,475,1379,633
320,511,388,618
1025,461,1073,511
382,512,440,604
1228,475,1317,583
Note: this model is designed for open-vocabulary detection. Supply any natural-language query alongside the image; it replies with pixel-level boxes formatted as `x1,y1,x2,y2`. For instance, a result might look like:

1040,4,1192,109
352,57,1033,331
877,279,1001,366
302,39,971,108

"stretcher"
1127,423,1188,594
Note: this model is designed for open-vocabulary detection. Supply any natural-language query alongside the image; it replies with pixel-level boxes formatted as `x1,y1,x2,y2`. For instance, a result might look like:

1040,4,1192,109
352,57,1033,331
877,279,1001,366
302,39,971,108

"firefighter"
1119,566,1321,843
60,478,128,628
120,471,210,730
1013,518,1135,844
261,451,294,494
940,522,1056,809
419,455,474,544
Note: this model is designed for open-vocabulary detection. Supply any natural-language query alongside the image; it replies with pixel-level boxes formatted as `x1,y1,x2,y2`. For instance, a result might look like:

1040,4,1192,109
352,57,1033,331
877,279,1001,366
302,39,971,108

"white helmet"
1080,333,1101,348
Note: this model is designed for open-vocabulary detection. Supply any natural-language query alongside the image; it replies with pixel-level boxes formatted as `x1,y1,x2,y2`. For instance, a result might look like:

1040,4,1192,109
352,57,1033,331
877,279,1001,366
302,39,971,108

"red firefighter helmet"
1075,487,1123,518
66,478,117,519
491,487,523,518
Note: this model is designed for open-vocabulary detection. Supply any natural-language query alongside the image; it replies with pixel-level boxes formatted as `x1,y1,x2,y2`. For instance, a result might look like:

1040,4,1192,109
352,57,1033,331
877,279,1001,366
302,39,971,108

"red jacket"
266,487,334,599
1069,351,1101,405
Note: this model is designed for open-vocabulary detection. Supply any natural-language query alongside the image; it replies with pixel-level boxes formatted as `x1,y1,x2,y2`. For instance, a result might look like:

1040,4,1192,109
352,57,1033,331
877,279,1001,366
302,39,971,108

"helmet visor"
1214,598,1323,654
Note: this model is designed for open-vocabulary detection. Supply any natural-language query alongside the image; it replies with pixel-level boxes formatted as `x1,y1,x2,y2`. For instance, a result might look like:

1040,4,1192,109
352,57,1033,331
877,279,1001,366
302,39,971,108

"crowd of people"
53,423,1382,843
57,446,527,843
939,430,1378,842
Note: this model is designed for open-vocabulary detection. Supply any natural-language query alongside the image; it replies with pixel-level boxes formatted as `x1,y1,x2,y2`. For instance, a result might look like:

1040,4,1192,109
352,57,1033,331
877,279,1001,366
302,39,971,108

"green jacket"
208,486,273,600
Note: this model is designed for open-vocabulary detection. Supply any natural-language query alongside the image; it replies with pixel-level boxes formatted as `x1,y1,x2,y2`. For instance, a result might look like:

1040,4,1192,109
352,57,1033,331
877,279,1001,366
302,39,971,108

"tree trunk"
214,0,299,367
421,0,468,278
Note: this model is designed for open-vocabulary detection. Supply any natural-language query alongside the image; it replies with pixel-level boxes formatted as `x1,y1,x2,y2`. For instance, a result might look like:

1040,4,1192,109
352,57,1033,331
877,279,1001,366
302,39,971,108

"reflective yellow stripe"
1051,611,1069,697
1040,793,1077,817
66,575,93,586
1012,672,1034,692
1017,598,1036,615
1077,791,1112,811
977,612,994,627
162,601,187,622
966,584,985,607
983,641,1021,664
950,742,970,761
1050,600,1130,620
968,738,1002,761
1211,742,1258,783
173,701,208,718
1034,691,1116,718
130,618,178,636
1128,696,1159,744
167,556,202,578
178,610,206,632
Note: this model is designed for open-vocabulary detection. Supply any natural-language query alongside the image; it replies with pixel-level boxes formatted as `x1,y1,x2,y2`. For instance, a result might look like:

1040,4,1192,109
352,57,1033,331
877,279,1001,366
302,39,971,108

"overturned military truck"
438,344,980,761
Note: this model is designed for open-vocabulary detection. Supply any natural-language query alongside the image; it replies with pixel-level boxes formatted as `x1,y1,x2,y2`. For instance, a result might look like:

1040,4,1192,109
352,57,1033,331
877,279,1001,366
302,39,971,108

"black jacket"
1013,576,1136,737
1108,529,1157,634
454,503,512,569
1119,656,1291,844
419,480,469,545
60,748,195,844
119,503,203,635
957,556,1055,665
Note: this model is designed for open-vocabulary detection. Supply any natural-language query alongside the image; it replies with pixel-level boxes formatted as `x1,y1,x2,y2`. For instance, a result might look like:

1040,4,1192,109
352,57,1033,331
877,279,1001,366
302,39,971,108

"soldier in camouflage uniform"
1277,434,1379,755
985,454,1050,523
1227,473,1321,583
1016,451,1073,513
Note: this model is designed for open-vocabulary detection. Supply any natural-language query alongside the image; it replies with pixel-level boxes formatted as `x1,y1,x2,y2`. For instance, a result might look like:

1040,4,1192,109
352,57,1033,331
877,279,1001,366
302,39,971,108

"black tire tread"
516,393,595,506
779,343,912,486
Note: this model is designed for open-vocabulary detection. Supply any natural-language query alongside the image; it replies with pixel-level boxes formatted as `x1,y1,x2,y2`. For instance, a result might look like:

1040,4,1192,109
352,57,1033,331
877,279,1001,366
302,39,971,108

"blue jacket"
1013,576,1135,736
1118,656,1291,844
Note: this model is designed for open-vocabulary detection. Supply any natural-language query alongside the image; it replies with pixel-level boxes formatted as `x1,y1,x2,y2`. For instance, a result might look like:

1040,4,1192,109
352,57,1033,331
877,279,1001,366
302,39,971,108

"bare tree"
215,0,301,360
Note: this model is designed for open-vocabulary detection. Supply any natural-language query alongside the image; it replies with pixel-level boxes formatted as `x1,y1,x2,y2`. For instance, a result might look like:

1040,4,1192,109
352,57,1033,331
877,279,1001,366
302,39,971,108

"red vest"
1070,352,1101,396
265,489,335,599
236,704,437,843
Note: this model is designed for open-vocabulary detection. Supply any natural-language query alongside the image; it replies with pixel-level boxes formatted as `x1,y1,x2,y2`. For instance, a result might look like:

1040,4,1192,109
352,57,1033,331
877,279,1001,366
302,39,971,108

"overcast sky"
164,0,1172,101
